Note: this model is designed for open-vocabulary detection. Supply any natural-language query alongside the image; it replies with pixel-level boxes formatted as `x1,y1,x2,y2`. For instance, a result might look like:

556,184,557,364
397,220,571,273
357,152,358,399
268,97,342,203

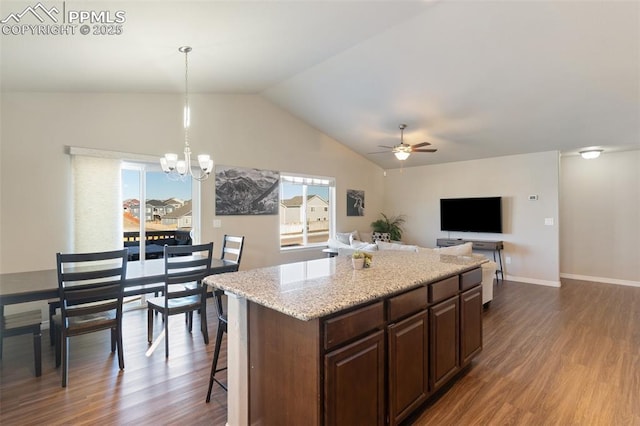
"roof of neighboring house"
146,199,167,207
163,201,192,219
164,197,185,205
281,194,327,208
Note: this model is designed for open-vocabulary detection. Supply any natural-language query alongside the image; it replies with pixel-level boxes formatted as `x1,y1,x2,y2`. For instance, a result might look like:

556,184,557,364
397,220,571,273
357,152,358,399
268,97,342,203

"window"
122,161,199,260
279,174,335,249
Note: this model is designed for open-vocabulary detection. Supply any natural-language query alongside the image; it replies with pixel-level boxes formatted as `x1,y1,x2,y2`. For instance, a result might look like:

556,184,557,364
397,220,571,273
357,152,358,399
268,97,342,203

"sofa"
124,228,192,261
327,232,495,307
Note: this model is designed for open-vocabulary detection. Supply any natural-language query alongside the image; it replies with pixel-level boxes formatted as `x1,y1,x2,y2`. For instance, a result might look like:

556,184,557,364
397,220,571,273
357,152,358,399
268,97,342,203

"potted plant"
351,251,365,269
371,213,406,242
351,251,373,269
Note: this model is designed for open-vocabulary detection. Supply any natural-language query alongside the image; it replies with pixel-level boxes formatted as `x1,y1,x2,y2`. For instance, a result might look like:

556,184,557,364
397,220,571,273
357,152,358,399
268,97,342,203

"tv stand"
436,238,504,282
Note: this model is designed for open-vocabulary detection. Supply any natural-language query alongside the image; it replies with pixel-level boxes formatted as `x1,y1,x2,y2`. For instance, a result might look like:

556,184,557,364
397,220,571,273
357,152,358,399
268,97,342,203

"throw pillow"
336,231,359,245
376,241,418,252
435,242,473,255
372,232,391,243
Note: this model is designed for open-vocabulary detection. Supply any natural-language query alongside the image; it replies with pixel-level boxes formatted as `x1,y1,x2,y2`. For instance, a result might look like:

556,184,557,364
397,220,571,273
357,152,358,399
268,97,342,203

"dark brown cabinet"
387,310,429,425
460,286,483,366
429,296,460,390
324,330,385,426
246,268,483,425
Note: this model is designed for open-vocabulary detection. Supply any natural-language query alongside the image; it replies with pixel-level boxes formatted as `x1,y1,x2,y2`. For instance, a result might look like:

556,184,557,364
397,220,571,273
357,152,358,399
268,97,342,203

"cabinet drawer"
387,286,429,323
324,301,384,351
460,268,482,291
429,276,459,303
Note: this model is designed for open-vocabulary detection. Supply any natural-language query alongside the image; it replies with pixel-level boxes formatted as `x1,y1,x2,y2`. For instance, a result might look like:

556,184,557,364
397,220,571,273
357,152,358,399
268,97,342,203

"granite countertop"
204,250,487,321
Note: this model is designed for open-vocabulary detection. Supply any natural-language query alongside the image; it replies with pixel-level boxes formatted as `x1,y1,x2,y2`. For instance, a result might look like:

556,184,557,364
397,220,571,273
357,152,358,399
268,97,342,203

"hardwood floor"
0,300,228,425
409,279,640,425
1,279,639,425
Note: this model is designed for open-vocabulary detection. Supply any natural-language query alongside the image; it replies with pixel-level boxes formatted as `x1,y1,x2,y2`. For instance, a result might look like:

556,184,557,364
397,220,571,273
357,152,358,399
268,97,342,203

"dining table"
0,257,239,307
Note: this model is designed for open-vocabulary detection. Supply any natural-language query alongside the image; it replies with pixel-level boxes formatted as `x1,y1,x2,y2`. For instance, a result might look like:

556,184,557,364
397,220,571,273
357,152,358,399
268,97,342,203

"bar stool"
206,235,244,402
206,289,228,402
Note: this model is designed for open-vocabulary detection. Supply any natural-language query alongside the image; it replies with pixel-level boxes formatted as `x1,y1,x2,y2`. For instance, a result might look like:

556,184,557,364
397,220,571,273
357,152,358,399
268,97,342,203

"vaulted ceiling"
2,1,638,169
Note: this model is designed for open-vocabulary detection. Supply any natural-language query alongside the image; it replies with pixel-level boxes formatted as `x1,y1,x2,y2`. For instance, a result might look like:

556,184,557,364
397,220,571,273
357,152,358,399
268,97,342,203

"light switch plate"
213,219,221,228
544,217,554,226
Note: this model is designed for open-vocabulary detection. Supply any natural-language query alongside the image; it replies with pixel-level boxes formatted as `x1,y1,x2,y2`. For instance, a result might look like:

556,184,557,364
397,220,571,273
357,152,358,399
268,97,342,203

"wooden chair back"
220,235,245,267
163,242,213,303
56,249,128,324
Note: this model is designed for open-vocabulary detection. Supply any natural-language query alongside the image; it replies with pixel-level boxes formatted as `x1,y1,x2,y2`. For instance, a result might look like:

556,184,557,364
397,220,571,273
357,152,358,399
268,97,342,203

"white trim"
226,292,249,426
68,146,160,163
505,274,562,287
560,273,640,288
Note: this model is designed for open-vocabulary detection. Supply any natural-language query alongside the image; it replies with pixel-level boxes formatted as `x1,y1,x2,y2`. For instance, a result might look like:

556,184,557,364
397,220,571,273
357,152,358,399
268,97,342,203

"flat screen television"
440,197,502,233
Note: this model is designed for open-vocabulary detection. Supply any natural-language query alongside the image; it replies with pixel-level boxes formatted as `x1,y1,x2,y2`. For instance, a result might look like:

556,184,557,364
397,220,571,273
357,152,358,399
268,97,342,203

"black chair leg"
117,324,124,370
49,303,57,346
61,335,69,387
201,305,209,345
147,309,153,344
54,325,61,367
164,312,169,359
110,328,116,352
33,330,42,377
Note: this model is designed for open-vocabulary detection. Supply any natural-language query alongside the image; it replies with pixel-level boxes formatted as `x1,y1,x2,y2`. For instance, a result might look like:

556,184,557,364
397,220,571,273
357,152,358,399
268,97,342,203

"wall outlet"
505,256,512,265
213,219,221,228
528,194,538,201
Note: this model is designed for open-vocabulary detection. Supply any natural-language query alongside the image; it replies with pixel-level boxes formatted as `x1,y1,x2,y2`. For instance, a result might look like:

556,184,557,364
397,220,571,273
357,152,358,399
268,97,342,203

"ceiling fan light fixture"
580,149,603,160
394,151,410,161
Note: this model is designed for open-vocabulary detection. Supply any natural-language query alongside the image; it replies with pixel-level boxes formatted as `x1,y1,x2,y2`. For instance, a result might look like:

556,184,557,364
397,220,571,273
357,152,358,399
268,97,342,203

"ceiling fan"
370,124,437,161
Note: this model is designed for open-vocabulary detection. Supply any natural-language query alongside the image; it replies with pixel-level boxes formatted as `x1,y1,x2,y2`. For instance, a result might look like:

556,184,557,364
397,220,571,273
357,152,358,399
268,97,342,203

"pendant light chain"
183,46,190,149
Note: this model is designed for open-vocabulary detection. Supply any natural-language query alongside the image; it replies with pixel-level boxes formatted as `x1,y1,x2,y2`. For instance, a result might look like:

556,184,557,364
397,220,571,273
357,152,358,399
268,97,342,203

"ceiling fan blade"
411,142,431,148
368,151,391,154
378,145,395,149
411,148,438,153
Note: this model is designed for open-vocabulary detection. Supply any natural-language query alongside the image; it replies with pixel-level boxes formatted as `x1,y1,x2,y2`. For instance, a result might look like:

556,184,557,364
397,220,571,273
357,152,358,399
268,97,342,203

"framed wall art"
346,189,365,216
215,165,280,215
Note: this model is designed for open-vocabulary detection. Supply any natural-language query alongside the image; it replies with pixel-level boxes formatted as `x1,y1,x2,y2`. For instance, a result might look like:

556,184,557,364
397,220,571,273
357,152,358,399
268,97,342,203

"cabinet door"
324,330,385,426
388,310,429,426
460,286,483,365
430,296,459,390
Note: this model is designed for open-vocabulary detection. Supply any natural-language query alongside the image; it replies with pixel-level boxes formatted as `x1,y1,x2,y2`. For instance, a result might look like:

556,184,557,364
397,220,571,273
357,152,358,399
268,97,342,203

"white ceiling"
2,0,638,169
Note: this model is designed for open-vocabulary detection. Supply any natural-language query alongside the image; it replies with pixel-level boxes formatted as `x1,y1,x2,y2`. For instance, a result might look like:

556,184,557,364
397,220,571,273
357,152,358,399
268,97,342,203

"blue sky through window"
122,169,192,201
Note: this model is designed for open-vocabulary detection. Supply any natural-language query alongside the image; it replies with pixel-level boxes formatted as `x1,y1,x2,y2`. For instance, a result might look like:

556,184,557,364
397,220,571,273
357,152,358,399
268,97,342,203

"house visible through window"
279,174,334,249
122,162,196,261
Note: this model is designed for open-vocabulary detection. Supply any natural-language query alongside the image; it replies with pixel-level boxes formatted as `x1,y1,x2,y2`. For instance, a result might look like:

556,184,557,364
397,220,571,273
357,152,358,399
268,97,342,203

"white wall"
560,150,639,286
0,92,384,274
382,151,561,286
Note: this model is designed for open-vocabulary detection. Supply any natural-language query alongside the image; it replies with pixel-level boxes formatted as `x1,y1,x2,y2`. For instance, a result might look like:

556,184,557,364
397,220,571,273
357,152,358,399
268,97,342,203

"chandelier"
160,46,213,181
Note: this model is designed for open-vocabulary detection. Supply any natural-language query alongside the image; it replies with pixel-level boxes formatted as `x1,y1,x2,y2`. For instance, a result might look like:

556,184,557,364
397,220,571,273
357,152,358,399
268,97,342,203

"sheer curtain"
71,154,122,253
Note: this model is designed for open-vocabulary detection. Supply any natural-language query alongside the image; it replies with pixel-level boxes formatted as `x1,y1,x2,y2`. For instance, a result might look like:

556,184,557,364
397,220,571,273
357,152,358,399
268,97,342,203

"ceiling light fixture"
393,124,411,161
579,149,603,160
160,46,213,181
394,150,410,161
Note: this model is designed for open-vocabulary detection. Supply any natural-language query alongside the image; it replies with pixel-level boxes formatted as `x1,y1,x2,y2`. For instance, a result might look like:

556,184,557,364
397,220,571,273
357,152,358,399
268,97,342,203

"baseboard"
504,274,561,288
560,273,640,288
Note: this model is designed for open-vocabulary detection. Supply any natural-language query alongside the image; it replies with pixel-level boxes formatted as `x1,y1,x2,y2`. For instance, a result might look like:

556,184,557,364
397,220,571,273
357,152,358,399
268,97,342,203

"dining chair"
53,248,128,387
206,235,244,402
0,307,42,377
146,242,213,358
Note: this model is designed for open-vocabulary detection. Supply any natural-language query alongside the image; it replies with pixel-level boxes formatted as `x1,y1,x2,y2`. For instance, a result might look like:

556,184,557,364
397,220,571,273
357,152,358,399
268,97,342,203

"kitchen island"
204,250,487,425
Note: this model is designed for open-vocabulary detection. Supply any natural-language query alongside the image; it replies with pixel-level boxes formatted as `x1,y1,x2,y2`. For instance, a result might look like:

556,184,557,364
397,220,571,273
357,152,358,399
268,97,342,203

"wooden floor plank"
1,279,639,425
